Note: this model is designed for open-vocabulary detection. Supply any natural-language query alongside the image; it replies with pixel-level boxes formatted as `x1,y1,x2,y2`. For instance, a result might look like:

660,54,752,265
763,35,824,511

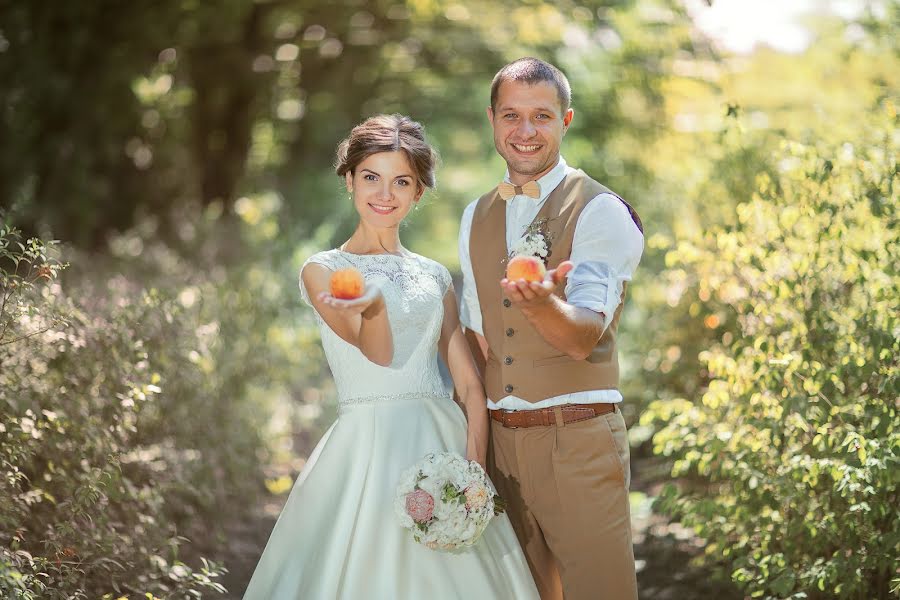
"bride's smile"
347,151,423,230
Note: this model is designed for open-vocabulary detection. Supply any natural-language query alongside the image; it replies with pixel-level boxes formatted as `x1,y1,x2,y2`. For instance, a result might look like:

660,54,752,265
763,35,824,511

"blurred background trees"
1,0,692,256
1,0,897,597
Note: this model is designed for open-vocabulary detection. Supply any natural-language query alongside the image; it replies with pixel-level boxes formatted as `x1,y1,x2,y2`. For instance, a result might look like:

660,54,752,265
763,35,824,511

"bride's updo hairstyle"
335,114,438,191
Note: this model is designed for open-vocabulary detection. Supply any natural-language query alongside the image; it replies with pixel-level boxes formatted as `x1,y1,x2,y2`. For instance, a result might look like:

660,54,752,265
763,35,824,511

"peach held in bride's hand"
505,255,546,283
329,268,365,299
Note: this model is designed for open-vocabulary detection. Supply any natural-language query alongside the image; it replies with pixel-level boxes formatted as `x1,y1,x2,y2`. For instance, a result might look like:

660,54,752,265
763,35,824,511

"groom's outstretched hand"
500,260,574,307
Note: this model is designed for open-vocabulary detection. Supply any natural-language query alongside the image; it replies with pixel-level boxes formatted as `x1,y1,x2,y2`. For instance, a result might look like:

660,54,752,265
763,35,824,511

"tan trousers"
488,407,637,600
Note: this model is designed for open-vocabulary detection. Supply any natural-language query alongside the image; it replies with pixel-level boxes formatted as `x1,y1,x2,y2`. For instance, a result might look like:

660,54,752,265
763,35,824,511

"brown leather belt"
490,403,617,429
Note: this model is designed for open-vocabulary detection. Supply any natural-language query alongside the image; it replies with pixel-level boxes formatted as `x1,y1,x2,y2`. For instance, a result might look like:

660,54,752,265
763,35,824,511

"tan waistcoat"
470,169,642,403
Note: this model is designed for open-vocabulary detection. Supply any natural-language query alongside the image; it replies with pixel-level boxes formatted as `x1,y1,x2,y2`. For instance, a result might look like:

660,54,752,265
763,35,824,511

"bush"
0,224,234,597
642,106,899,599
0,207,322,598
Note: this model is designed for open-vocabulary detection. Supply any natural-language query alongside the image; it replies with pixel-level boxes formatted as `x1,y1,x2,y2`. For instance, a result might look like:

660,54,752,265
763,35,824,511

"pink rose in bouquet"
405,489,435,523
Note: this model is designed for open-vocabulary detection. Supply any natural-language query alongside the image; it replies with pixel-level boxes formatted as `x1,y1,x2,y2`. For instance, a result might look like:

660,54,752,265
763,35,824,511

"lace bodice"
300,249,452,406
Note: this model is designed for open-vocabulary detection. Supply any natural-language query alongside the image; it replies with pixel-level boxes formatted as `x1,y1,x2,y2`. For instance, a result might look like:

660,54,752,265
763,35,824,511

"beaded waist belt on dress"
490,403,617,429
338,391,450,410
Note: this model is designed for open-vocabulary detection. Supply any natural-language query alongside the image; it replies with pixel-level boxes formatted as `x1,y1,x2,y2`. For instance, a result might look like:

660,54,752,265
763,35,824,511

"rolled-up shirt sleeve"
457,201,483,336
565,193,644,334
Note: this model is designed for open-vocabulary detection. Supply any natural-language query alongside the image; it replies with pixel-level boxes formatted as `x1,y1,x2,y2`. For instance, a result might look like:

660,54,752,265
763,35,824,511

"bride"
242,114,539,599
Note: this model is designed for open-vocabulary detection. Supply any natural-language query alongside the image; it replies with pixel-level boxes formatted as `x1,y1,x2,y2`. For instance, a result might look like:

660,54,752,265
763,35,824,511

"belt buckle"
495,410,519,429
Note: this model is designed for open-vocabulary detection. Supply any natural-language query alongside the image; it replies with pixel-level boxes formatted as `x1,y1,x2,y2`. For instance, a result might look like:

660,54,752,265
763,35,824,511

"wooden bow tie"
498,180,540,200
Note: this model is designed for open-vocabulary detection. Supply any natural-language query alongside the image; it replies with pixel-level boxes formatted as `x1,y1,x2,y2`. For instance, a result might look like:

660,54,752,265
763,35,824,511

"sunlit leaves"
0,225,69,349
642,105,899,598
0,211,308,597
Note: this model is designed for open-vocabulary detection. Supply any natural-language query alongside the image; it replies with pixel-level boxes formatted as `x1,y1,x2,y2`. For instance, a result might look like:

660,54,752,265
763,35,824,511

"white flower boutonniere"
507,217,555,266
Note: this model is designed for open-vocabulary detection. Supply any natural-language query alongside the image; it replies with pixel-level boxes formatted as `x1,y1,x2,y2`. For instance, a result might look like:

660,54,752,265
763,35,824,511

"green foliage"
0,0,689,255
642,105,899,599
620,8,900,430
0,225,68,347
0,225,231,597
0,210,323,597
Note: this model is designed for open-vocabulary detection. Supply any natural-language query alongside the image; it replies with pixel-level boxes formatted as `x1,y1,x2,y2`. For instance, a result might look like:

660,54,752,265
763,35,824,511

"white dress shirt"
458,157,644,410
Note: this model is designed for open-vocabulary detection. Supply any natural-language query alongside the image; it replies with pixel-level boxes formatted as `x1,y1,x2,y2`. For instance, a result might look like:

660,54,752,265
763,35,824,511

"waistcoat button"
504,384,514,393
505,328,514,337
504,356,513,365
503,299,511,308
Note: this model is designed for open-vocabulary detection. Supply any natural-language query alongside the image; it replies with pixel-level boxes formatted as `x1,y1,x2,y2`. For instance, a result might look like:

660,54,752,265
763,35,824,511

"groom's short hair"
490,58,572,114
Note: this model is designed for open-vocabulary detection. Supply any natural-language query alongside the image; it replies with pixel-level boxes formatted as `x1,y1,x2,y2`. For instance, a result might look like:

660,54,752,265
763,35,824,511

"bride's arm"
438,287,489,468
301,263,393,367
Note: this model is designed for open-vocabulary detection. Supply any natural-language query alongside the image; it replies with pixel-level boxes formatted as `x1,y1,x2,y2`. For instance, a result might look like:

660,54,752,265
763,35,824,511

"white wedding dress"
243,249,539,600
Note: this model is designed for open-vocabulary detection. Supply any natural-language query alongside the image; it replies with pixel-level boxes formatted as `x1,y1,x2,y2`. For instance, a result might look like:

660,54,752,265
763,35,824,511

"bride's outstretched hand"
317,283,386,319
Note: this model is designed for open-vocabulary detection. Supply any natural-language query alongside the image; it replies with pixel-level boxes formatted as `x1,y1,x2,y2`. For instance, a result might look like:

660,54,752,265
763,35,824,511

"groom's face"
488,80,574,185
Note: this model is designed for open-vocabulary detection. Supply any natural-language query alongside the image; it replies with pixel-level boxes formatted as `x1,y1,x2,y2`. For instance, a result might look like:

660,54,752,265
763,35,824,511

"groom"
458,58,644,600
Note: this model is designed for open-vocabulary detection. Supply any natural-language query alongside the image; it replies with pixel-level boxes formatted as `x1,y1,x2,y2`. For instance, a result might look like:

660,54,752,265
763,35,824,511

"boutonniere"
505,217,556,266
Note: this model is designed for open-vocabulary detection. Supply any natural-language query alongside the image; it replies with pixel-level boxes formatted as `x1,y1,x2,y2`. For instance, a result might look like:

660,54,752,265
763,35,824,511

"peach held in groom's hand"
505,255,547,282
329,268,365,299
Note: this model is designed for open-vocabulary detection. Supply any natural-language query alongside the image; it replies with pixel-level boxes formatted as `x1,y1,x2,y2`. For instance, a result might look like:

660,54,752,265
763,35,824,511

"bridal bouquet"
394,451,505,551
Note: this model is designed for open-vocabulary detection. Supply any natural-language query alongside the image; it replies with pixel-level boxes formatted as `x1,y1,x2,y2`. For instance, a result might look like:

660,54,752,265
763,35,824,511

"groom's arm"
503,194,644,360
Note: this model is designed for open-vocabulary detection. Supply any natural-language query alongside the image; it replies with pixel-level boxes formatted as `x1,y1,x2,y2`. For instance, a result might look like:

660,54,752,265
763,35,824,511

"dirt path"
629,456,742,599
218,499,278,598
